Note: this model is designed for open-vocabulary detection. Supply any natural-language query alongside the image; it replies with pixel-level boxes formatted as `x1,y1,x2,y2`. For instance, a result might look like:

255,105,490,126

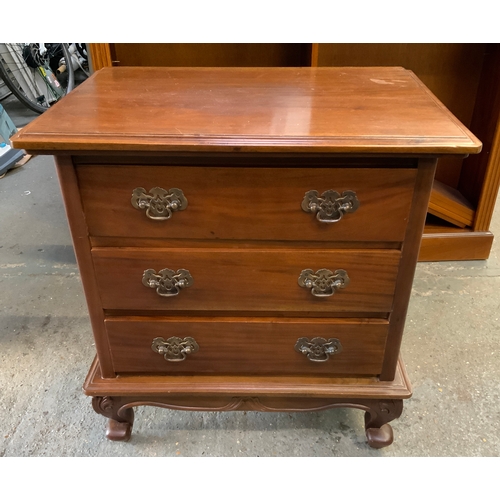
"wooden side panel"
110,43,312,68
106,317,389,376
88,43,113,72
92,248,401,313
459,44,500,211
381,159,437,380
474,115,500,231
311,43,319,67
54,156,114,377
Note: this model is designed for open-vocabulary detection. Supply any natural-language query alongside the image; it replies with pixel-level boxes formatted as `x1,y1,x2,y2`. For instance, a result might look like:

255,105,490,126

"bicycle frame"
0,43,61,106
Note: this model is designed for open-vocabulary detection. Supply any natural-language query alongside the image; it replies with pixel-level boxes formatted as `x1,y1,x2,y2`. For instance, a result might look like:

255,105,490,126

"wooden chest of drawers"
12,67,481,448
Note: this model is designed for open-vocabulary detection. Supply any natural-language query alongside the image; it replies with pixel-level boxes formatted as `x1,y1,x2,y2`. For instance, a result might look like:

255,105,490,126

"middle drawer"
92,248,401,313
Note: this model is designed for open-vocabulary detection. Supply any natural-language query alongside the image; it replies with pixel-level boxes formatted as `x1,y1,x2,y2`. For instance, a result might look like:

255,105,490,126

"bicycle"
0,43,88,114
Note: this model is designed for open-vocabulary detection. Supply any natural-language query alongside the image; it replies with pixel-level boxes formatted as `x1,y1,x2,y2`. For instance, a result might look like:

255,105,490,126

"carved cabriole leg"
89,396,405,446
363,399,404,449
92,396,135,441
88,395,404,447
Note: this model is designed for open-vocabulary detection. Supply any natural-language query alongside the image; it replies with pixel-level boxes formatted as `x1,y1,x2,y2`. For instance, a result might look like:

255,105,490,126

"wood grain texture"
474,114,500,231
110,43,311,68
91,393,402,447
53,156,114,377
419,231,494,261
92,394,399,414
77,165,416,243
79,44,499,252
72,154,418,167
88,44,113,71
105,317,389,376
311,43,319,67
20,64,481,448
381,159,437,380
459,44,500,209
33,64,483,443
11,67,481,155
90,392,403,446
92,247,401,313
89,237,402,251
84,355,412,399
308,44,497,260
428,179,475,228
316,43,486,188
316,44,484,126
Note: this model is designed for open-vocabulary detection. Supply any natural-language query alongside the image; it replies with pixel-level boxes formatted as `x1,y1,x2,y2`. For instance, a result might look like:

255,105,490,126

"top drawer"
77,165,416,243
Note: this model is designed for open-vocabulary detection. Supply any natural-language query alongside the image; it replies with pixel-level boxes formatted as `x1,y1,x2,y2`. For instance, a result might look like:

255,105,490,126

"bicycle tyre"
0,43,74,114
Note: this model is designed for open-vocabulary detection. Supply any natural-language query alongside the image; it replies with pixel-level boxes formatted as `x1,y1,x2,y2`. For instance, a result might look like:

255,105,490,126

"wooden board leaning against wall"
87,43,500,262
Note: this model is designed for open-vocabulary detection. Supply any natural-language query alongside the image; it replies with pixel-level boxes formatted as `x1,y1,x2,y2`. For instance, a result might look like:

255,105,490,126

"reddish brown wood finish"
88,44,113,72
428,179,475,228
380,159,436,380
53,156,115,377
85,44,500,262
92,396,134,441
91,393,403,447
76,165,416,243
105,317,389,376
84,355,412,399
90,237,402,251
85,354,411,447
11,67,481,155
419,230,494,261
474,116,500,231
459,45,500,210
11,67,480,445
110,43,312,68
91,247,401,313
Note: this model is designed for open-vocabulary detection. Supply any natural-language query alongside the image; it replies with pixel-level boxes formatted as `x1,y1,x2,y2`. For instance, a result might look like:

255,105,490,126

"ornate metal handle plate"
131,187,187,220
142,268,193,297
298,268,349,297
295,337,343,362
151,336,199,362
302,190,359,223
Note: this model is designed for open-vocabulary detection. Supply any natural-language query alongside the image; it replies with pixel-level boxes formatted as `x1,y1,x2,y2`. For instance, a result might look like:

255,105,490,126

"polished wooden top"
12,66,481,155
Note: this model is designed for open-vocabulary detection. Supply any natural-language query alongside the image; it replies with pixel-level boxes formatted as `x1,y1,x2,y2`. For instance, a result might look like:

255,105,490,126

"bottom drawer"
105,317,389,376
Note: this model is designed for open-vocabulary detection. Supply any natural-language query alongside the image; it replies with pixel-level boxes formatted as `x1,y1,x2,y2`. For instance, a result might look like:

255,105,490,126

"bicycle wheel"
0,43,74,114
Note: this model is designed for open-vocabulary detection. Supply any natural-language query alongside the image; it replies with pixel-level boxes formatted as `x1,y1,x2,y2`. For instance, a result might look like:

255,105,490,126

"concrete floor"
1,92,500,457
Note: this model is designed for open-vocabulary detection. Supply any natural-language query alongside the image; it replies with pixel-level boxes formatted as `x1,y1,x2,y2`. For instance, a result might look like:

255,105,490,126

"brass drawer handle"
302,190,359,223
298,268,349,297
152,336,199,362
295,337,343,362
142,268,193,297
131,187,187,220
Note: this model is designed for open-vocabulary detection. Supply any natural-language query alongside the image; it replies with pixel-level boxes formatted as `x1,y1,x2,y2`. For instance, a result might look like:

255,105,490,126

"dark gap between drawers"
103,310,391,319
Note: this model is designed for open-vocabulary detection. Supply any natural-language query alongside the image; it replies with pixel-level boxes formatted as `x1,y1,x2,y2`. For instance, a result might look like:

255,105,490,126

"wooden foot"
363,399,403,449
92,396,135,441
106,418,133,441
366,423,394,449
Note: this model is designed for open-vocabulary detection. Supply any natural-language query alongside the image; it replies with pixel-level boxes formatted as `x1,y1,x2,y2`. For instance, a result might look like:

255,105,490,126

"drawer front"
77,166,416,242
106,317,389,376
92,247,400,313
